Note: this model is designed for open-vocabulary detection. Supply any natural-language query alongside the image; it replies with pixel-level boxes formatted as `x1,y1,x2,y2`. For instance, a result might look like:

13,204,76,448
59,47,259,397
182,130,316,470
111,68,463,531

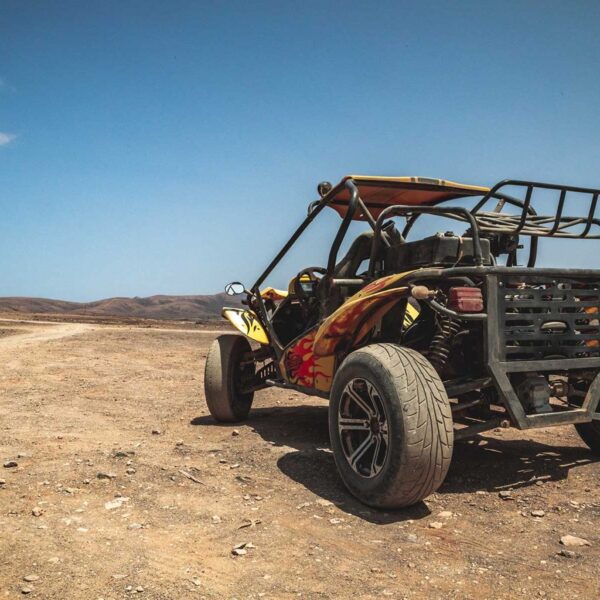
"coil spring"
428,315,461,372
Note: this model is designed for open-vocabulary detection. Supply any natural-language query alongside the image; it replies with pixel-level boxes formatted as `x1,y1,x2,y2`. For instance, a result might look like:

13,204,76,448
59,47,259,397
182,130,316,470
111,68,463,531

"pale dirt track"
0,320,598,599
0,323,92,350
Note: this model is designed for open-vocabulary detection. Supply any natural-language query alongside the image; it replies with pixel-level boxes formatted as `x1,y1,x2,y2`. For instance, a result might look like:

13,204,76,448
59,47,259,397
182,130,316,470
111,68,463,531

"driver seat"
334,231,374,278
334,222,404,278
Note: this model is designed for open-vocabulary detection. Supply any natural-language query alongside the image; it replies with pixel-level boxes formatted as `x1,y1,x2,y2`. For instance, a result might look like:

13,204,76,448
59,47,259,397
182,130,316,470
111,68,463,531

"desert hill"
0,293,241,320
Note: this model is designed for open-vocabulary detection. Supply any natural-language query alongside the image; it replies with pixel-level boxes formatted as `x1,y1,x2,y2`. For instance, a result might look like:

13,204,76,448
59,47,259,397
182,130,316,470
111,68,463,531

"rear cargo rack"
471,180,600,239
367,179,600,274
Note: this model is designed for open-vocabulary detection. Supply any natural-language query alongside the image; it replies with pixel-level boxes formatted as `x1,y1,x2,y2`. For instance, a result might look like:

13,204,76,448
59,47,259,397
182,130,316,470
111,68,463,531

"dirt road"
0,320,598,599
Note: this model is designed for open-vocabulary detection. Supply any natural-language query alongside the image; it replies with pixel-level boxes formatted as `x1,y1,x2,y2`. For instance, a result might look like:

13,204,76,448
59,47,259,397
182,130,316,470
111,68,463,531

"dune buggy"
205,175,600,508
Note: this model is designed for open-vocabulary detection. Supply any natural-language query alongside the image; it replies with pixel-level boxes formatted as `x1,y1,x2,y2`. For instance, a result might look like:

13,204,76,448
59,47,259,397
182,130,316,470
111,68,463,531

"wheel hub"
337,378,389,479
369,416,381,435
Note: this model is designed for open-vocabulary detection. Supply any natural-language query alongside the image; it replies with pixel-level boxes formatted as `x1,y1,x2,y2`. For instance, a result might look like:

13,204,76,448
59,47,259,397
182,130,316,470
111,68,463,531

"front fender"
222,307,269,345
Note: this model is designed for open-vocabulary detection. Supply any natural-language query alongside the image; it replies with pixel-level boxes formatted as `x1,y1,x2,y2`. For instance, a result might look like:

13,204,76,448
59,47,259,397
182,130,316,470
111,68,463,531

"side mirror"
225,281,246,296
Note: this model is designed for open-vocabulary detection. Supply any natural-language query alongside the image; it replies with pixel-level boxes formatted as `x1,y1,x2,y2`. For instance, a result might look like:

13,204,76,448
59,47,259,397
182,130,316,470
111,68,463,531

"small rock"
128,523,143,530
104,497,129,510
97,472,117,480
296,502,311,509
499,491,512,500
3,461,17,468
329,518,343,525
23,575,39,582
437,511,453,519
31,507,43,517
429,521,443,529
175,440,184,446
21,587,32,595
151,429,161,435
82,478,91,485
0,478,6,485
211,515,222,524
191,577,201,586
135,586,144,593
232,430,240,437
406,533,418,543
232,542,253,556
560,535,591,547
315,499,333,507
558,549,576,558
229,463,240,469
238,518,261,529
531,510,545,518
126,468,136,475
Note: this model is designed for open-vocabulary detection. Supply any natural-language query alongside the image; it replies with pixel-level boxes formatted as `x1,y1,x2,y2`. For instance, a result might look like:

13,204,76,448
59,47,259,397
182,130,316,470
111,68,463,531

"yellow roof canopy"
324,176,490,220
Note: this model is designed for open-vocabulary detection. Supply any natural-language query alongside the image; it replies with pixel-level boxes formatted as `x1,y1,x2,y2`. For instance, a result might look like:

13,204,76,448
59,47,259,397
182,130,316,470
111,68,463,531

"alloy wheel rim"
337,378,389,478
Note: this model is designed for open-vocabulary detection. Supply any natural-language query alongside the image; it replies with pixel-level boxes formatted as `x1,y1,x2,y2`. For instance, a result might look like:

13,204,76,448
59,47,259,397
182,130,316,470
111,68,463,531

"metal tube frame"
250,180,365,357
367,204,486,278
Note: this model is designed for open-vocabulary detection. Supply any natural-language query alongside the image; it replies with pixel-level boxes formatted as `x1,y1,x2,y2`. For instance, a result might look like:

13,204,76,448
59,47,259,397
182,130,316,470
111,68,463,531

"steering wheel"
293,267,327,308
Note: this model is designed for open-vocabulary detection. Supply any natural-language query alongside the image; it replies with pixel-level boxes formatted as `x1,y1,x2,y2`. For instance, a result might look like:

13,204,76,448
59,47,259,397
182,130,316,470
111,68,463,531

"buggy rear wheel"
575,421,600,454
570,379,600,455
329,344,453,509
204,334,255,422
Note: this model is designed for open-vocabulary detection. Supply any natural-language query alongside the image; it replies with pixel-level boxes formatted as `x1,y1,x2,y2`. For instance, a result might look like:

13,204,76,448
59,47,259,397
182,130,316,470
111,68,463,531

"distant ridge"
0,293,241,321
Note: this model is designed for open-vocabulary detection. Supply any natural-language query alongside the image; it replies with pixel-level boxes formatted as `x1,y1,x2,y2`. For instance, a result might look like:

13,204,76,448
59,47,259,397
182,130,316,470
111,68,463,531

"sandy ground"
0,318,598,599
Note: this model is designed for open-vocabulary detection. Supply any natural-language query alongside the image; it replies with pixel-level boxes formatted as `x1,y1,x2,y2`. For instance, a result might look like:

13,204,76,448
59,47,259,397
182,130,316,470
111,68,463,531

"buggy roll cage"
250,178,600,354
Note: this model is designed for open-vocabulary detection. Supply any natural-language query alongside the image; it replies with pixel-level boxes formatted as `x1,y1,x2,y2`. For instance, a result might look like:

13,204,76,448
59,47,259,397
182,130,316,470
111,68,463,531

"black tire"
570,378,600,455
575,421,600,455
204,334,254,423
329,344,453,509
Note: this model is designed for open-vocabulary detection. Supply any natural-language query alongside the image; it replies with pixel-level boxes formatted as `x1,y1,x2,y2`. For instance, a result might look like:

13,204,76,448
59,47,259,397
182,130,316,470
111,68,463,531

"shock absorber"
428,314,461,373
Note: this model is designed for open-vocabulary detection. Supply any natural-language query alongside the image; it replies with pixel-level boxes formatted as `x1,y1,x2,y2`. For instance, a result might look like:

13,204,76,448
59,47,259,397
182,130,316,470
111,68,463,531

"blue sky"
1,1,600,301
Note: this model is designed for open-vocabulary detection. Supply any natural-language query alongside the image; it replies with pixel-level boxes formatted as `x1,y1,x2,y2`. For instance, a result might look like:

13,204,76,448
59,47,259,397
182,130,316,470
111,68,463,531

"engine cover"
385,233,492,270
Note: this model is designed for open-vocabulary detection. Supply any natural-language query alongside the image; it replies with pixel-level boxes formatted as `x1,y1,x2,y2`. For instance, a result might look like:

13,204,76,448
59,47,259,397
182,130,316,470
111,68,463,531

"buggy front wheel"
204,334,255,422
329,344,454,509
